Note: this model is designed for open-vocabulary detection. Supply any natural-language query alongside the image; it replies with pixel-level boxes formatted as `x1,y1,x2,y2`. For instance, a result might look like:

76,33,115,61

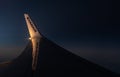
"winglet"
24,14,41,39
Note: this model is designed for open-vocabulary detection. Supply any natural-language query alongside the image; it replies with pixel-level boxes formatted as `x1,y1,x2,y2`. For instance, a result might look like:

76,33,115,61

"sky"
0,0,120,73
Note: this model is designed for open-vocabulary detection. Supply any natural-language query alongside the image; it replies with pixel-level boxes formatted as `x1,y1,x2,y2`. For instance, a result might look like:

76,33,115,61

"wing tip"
24,13,29,18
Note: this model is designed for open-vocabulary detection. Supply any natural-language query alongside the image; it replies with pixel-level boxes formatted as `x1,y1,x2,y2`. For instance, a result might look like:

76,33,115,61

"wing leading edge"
24,14,41,71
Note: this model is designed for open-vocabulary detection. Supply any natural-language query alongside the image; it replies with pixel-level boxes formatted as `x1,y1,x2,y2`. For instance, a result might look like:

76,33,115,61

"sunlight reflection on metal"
29,37,31,40
24,14,42,71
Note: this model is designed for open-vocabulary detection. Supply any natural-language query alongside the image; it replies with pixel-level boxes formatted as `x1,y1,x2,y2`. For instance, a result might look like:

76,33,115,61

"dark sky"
0,0,120,73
